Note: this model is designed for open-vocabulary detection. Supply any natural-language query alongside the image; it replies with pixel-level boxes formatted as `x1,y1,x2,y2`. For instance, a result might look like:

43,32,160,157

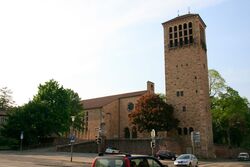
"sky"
0,0,249,106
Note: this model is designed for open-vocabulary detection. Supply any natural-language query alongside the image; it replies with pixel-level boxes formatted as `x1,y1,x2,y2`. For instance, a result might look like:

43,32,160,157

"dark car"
91,154,168,167
155,150,177,160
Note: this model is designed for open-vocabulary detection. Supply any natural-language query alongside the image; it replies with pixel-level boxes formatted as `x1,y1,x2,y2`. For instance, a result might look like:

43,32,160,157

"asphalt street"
0,150,250,167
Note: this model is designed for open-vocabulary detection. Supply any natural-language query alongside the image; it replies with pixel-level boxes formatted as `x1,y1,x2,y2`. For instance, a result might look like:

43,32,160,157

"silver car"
174,154,198,167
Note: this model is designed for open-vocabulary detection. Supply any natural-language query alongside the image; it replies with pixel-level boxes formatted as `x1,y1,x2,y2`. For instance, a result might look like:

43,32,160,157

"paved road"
0,150,250,167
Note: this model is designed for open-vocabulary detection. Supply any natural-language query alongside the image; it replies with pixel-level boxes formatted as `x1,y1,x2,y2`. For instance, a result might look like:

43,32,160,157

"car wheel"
188,163,192,167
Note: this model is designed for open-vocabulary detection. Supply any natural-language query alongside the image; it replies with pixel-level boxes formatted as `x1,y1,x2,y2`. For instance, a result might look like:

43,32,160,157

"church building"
78,13,214,158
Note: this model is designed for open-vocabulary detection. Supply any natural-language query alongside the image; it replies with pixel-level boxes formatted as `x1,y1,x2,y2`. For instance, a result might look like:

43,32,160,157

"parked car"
174,154,198,167
237,152,249,161
91,154,168,167
156,150,177,160
105,147,120,154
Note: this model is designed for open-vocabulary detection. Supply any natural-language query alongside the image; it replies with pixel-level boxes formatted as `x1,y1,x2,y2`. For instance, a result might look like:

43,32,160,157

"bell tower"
162,14,213,158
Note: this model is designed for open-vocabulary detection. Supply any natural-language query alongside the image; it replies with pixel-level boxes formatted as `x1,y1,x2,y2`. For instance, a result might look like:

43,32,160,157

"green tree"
0,87,15,111
66,89,85,132
33,79,84,135
1,79,84,146
129,93,179,133
208,69,226,97
1,102,51,145
212,87,249,147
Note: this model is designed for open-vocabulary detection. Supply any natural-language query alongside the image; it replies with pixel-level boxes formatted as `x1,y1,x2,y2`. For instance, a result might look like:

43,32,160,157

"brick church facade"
77,13,214,158
79,81,155,140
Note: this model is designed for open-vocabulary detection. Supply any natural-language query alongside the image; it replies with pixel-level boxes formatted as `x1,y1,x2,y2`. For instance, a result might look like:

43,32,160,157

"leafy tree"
212,86,249,147
1,79,84,146
0,87,15,111
33,79,84,135
1,102,51,145
66,89,85,131
129,93,179,133
208,69,226,97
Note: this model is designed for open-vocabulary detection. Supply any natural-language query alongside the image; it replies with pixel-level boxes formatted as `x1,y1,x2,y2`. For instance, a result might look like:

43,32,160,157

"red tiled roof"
81,90,147,109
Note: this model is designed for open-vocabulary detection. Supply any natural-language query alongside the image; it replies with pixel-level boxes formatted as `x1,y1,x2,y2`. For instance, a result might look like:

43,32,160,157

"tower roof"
162,13,206,27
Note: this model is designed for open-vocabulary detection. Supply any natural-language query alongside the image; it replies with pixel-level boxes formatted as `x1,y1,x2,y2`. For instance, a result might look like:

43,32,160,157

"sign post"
150,129,156,156
191,131,200,155
20,131,23,152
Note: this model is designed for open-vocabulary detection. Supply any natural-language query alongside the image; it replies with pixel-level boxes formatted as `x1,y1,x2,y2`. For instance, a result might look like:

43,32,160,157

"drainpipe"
118,98,121,139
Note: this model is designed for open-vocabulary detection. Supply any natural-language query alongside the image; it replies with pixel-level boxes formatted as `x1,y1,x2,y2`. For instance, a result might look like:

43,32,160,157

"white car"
105,147,120,154
174,154,198,167
237,152,249,161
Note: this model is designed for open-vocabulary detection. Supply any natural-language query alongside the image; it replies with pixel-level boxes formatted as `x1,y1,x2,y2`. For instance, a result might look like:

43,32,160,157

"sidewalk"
0,149,97,166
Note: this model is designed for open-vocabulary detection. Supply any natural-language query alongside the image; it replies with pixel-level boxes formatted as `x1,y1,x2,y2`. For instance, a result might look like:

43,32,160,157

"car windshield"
239,153,248,156
177,154,190,160
94,158,124,167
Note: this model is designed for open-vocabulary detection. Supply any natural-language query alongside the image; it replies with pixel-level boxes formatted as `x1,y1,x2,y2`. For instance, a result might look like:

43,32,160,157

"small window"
179,24,182,30
174,26,177,31
176,91,180,97
127,102,134,111
132,126,137,138
174,32,177,38
184,23,187,29
182,106,186,112
170,40,173,47
184,128,188,135
189,127,194,134
189,29,193,35
169,33,173,39
184,37,188,44
179,31,182,37
188,22,192,28
189,36,193,43
179,38,183,46
169,27,172,33
178,127,182,135
180,91,184,96
184,30,187,36
174,39,178,47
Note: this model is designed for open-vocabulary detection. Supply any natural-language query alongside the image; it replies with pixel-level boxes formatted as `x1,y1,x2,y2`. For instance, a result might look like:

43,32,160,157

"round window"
127,102,134,111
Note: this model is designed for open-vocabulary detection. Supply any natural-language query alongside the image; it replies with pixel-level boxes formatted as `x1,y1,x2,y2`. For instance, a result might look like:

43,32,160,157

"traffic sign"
191,131,200,143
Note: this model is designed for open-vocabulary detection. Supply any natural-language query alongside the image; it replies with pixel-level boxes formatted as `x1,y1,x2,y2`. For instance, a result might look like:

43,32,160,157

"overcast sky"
0,0,249,105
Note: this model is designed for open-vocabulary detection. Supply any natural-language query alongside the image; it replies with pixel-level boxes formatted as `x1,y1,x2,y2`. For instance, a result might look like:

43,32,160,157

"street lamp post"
70,116,75,162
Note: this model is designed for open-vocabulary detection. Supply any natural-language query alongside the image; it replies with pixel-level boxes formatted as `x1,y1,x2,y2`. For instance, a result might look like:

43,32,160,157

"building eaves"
162,13,206,27
81,90,147,110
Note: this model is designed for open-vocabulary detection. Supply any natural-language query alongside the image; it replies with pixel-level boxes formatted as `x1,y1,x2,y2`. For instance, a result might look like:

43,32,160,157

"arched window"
169,27,172,33
179,24,182,30
124,127,130,138
188,22,192,28
178,127,182,135
184,23,187,29
174,26,177,31
189,127,194,134
184,127,188,135
132,126,137,138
